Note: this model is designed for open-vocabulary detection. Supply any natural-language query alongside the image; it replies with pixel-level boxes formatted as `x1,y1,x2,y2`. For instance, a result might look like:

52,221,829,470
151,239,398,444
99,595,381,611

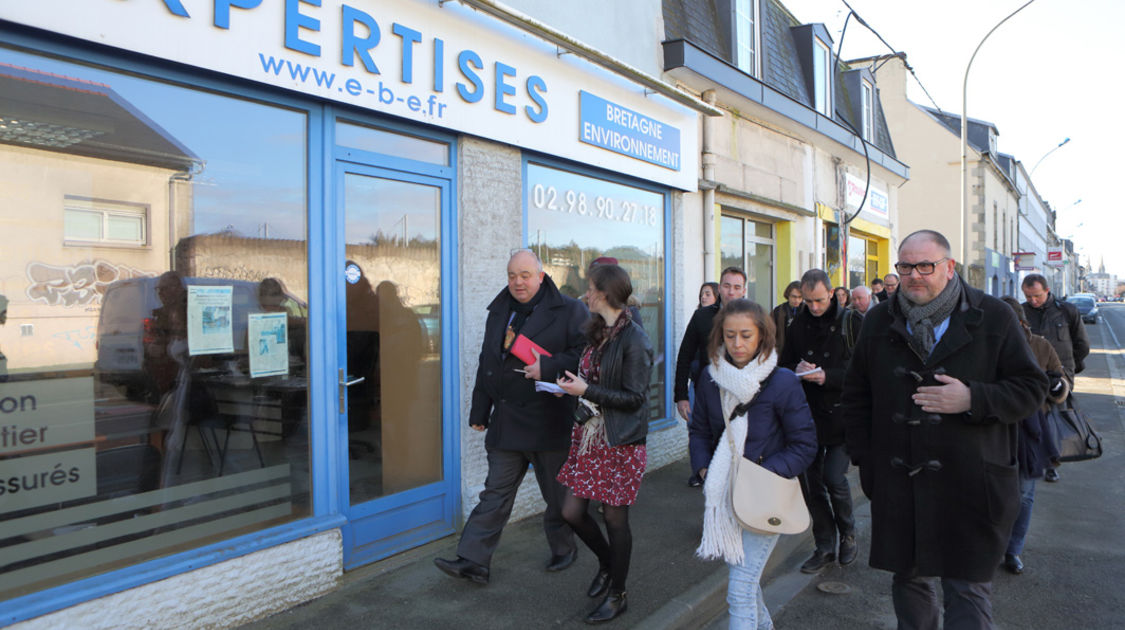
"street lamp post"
961,0,1038,280
1030,137,1071,177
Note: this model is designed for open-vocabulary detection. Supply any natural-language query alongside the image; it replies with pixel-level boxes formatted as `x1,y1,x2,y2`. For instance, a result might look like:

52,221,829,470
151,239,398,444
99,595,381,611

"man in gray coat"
841,230,1047,630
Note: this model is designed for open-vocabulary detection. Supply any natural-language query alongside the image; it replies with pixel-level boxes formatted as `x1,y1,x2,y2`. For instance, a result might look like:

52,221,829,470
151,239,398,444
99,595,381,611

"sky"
792,0,1123,275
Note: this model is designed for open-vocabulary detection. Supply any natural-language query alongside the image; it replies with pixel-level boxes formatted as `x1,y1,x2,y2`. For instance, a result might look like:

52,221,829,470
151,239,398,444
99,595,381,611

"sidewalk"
241,456,825,630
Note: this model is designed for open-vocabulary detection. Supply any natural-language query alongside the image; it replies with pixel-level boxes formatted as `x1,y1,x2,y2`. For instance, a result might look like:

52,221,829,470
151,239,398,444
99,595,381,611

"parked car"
1068,295,1099,324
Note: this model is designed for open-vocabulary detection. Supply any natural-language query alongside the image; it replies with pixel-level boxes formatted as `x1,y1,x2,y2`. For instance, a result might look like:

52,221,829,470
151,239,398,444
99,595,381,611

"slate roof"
920,105,998,156
663,0,896,159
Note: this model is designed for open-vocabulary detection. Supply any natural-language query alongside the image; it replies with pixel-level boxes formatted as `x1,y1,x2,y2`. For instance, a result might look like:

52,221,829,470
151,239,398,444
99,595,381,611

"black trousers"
892,573,994,630
456,447,575,567
799,443,855,553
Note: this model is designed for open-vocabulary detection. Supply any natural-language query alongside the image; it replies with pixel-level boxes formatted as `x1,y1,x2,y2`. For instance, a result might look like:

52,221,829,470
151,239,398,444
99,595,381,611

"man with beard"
841,230,1047,629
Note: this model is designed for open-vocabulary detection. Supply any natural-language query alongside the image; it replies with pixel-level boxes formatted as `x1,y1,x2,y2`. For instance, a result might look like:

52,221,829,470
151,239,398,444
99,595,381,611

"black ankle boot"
585,591,627,624
587,567,611,598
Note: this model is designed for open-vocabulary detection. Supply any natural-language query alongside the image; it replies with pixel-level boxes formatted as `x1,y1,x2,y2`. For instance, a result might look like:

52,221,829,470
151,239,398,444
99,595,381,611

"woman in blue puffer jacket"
689,298,817,630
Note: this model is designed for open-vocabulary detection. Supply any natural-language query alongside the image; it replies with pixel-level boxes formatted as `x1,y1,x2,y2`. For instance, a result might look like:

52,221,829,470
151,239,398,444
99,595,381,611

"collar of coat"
886,276,985,364
486,272,567,314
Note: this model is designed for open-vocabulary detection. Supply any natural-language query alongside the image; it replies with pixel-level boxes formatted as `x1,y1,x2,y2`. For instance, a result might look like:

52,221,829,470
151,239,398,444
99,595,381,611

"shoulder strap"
723,367,777,464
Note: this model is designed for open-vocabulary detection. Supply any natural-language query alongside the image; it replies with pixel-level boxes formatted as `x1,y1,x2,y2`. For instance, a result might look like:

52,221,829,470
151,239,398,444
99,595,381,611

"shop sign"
1046,247,1064,266
579,91,680,171
845,173,888,218
4,0,697,190
0,377,94,456
1012,252,1035,271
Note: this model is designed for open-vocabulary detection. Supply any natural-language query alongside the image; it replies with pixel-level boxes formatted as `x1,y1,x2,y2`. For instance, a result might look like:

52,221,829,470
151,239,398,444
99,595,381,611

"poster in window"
248,312,289,378
187,285,234,356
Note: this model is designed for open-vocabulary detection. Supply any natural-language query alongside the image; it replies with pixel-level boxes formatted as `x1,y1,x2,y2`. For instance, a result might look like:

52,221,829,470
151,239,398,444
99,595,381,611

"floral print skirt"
556,422,646,506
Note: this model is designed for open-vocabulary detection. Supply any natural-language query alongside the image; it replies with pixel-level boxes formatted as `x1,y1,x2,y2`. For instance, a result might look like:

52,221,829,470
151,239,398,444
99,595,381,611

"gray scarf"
897,276,962,357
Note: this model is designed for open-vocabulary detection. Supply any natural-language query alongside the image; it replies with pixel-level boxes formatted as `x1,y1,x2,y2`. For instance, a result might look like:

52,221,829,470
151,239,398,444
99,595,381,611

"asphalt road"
710,303,1125,630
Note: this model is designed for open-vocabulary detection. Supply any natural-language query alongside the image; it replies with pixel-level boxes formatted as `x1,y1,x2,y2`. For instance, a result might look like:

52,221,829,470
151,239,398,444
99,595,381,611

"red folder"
511,334,552,365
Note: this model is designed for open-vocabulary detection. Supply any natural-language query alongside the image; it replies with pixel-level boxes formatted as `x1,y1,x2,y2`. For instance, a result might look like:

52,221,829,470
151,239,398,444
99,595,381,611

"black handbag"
1046,394,1102,462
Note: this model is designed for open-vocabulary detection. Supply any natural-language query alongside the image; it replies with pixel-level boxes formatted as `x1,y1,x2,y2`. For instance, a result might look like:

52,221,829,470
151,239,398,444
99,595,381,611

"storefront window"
0,48,310,602
847,235,867,289
720,213,775,307
526,162,666,421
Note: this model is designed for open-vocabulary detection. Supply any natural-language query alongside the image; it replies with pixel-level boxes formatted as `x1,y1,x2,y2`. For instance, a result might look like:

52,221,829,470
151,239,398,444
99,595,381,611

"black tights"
561,491,632,593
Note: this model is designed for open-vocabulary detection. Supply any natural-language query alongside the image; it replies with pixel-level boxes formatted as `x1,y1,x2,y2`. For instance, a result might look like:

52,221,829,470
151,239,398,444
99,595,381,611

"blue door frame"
329,125,461,569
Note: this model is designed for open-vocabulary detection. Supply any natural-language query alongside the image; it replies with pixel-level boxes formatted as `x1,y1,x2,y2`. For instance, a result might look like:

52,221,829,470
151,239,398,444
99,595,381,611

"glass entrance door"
335,155,454,568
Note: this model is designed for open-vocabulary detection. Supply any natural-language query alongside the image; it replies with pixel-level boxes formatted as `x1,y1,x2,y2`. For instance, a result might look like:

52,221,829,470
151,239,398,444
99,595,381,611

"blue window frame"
0,23,461,625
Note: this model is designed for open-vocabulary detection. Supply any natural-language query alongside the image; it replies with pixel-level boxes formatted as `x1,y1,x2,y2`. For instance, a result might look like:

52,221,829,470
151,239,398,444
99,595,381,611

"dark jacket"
778,300,855,446
674,303,720,401
583,319,654,446
469,275,588,451
840,278,1049,582
770,302,798,354
1022,295,1089,377
688,364,817,480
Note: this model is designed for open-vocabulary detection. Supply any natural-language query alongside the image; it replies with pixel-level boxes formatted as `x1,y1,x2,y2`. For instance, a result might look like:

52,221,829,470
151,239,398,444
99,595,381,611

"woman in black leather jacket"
555,263,653,624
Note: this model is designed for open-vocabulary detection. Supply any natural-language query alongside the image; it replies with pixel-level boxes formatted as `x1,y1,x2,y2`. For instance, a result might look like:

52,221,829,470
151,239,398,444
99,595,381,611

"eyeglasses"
894,258,948,276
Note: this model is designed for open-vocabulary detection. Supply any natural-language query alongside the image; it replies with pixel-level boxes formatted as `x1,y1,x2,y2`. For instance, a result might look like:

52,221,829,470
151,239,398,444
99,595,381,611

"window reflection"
526,163,665,421
344,174,442,503
0,49,309,601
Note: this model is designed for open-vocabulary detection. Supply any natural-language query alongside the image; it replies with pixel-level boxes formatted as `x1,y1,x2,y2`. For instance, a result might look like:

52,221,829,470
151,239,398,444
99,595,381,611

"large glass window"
0,47,310,602
526,162,666,421
720,213,775,307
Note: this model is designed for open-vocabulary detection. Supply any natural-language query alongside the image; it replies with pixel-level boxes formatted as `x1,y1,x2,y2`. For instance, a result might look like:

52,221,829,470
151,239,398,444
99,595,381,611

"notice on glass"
248,312,289,378
187,285,234,356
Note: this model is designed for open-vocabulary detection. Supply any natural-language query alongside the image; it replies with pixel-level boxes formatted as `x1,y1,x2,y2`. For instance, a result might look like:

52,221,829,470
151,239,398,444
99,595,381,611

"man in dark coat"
873,273,899,303
1020,273,1088,483
434,249,587,584
780,269,859,574
674,267,746,487
674,266,747,422
841,230,1048,629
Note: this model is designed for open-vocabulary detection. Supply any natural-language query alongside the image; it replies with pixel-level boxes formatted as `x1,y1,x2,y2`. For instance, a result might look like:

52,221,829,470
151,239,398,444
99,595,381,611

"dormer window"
861,79,874,142
988,131,997,155
735,0,760,77
813,38,832,116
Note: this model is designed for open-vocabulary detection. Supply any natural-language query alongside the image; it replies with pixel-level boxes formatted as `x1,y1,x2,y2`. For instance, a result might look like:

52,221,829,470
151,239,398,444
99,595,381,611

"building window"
64,198,148,246
813,38,832,117
1,45,311,603
525,161,667,422
861,80,874,142
720,213,774,307
735,0,759,77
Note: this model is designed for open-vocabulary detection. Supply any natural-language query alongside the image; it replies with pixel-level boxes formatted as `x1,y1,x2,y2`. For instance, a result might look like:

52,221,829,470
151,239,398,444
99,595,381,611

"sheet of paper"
534,381,566,394
248,312,289,378
187,285,234,356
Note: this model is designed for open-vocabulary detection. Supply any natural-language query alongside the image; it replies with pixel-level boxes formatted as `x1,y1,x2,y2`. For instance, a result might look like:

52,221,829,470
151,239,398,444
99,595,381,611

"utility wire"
839,0,946,117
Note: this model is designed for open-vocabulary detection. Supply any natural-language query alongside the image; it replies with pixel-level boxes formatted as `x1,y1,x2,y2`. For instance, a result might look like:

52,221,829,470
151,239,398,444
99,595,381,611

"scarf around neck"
897,276,962,357
697,350,778,564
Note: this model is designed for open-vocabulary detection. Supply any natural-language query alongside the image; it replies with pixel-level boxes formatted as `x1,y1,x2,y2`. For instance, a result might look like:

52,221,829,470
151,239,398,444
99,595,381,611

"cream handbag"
723,387,810,536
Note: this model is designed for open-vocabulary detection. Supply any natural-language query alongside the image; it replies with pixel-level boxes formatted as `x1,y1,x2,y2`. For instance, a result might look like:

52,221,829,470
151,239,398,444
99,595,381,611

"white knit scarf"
696,351,778,564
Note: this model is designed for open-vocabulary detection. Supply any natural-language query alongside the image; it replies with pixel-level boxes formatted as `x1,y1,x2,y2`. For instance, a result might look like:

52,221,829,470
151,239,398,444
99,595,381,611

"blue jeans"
1006,477,1037,556
727,528,779,630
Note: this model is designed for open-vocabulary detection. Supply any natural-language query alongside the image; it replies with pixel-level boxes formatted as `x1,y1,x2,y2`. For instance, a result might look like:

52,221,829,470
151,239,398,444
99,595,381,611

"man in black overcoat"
434,249,587,584
841,230,1047,629
780,268,859,574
